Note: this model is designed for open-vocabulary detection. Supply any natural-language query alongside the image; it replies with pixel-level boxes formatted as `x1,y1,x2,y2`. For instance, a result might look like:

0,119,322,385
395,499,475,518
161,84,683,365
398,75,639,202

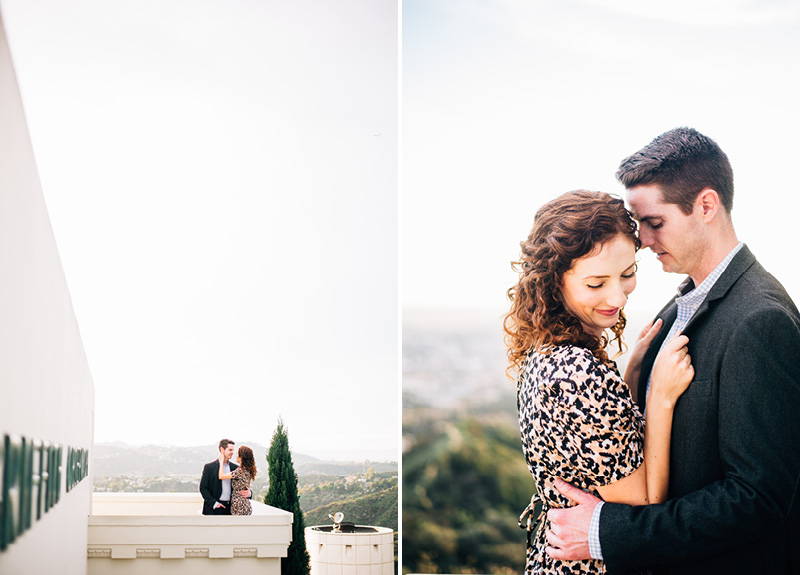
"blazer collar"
681,244,755,334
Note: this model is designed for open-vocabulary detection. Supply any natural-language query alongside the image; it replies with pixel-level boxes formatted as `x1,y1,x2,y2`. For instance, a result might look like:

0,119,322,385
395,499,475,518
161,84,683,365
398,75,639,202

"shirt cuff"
588,501,604,560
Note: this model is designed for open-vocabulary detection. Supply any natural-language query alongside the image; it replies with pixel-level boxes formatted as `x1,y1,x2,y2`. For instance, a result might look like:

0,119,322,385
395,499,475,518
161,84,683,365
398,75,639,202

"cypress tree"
265,418,311,575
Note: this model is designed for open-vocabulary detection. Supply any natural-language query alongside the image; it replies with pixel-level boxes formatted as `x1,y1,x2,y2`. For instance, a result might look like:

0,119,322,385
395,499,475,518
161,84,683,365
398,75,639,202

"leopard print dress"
230,467,252,516
517,345,645,575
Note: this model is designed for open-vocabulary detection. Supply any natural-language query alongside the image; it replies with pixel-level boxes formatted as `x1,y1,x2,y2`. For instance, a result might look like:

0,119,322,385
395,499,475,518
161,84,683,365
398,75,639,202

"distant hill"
93,442,396,478
403,413,531,575
304,485,398,531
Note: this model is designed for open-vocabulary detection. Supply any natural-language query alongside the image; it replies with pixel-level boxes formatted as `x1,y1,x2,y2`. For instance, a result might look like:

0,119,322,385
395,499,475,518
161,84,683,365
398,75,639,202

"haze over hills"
93,442,397,478
403,307,513,412
403,305,655,413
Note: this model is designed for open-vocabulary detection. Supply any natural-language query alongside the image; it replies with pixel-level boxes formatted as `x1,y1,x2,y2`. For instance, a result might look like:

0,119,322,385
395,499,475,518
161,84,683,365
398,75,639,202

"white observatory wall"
0,6,94,575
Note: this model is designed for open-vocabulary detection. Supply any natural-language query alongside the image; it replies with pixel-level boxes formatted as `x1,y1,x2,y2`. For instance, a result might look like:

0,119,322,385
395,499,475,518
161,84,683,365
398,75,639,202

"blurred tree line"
402,411,534,574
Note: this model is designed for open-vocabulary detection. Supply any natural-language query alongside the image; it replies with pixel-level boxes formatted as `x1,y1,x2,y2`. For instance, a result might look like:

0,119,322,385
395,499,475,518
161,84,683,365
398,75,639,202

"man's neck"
689,231,739,286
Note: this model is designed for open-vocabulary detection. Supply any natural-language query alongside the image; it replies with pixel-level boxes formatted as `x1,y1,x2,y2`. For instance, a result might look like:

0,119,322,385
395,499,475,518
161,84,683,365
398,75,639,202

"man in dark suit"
545,127,800,574
199,438,251,515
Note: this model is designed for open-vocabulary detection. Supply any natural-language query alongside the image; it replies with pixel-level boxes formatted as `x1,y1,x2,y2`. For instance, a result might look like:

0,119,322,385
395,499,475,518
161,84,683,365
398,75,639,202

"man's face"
220,444,235,463
626,184,705,277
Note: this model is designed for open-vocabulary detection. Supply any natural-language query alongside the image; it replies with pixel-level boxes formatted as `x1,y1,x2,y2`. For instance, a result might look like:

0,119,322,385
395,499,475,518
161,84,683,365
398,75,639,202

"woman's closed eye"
621,263,638,279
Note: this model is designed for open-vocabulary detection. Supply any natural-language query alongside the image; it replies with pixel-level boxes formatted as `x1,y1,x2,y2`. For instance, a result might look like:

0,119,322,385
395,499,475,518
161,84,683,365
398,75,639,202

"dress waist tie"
518,492,547,549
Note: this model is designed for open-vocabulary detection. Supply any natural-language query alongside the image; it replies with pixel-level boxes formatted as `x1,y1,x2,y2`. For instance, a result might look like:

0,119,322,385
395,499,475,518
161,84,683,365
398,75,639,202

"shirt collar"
675,242,744,304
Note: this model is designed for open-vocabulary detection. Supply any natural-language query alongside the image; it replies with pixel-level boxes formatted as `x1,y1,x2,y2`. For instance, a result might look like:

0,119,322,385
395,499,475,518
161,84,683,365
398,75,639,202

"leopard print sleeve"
533,345,644,489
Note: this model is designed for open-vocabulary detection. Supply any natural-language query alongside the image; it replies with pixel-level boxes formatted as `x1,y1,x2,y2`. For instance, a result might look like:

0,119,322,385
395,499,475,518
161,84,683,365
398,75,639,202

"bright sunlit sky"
1,0,398,460
403,0,800,337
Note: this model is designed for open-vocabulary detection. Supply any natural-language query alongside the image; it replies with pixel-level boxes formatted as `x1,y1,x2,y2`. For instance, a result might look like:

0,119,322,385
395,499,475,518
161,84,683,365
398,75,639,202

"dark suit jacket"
600,246,800,574
199,459,239,515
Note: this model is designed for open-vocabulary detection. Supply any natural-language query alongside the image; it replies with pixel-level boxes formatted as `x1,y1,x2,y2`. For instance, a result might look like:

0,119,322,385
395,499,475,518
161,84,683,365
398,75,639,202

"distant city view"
403,307,512,411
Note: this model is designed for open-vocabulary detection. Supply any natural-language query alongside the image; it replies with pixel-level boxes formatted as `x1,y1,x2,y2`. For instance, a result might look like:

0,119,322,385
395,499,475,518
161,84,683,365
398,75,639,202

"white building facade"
0,6,95,574
88,493,293,575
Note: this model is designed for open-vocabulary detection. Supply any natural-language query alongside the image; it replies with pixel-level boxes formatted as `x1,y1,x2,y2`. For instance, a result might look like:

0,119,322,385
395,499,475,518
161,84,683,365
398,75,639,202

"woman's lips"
596,308,619,317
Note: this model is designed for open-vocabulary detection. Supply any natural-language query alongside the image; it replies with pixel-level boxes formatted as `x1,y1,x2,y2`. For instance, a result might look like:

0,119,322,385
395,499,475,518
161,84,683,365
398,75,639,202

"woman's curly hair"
504,190,640,378
237,445,257,480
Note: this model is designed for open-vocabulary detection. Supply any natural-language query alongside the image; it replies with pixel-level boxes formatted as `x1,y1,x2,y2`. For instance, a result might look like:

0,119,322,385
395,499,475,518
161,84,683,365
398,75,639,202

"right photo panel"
402,2,800,574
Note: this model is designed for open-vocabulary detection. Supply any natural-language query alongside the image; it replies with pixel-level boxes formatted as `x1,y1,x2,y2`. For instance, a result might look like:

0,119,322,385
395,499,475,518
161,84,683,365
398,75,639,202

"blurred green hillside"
402,409,534,575
303,475,398,531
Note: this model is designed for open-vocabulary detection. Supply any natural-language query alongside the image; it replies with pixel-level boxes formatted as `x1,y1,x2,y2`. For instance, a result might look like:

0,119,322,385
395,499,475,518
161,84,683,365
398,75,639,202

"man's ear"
695,188,720,222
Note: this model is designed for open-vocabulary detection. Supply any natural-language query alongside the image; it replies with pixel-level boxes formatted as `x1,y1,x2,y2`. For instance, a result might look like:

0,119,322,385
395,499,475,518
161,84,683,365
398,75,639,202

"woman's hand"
649,333,694,409
624,318,663,389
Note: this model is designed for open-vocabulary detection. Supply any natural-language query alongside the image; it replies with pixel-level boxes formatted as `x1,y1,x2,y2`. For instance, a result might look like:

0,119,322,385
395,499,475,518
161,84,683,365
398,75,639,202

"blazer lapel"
213,460,222,493
637,299,678,411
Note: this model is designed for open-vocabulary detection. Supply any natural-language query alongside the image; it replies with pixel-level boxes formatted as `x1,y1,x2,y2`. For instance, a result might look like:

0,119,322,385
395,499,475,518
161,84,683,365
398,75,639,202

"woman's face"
560,234,637,337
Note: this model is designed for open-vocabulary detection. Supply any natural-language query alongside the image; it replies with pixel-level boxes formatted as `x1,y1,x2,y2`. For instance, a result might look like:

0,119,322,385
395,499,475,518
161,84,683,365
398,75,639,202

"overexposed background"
1,0,398,460
403,0,800,339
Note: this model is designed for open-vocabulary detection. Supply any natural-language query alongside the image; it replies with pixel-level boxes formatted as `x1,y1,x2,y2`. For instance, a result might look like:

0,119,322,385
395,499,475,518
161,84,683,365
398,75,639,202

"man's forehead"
626,188,668,220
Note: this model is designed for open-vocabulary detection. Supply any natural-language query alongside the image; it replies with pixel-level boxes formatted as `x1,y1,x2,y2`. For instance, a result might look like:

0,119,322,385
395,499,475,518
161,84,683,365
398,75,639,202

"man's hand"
239,489,251,498
213,501,226,509
546,478,602,561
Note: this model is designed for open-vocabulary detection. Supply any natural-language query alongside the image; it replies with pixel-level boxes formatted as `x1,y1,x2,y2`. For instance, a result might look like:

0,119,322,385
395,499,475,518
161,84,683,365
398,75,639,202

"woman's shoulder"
529,344,609,371
523,344,621,394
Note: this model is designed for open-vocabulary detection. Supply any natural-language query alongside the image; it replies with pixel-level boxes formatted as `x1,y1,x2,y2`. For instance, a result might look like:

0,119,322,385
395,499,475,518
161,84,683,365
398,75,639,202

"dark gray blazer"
199,459,239,515
600,245,800,574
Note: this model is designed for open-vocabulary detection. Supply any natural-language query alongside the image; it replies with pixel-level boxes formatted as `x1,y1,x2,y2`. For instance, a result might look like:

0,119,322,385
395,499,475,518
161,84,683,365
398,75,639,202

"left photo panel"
0,1,398,573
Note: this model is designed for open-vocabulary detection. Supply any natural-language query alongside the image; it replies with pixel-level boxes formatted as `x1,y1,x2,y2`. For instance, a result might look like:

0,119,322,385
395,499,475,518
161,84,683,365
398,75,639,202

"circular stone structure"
306,524,394,575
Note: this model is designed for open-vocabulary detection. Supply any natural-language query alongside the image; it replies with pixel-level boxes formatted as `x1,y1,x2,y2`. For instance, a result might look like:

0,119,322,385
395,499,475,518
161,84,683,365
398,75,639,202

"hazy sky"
1,0,398,460
403,0,800,334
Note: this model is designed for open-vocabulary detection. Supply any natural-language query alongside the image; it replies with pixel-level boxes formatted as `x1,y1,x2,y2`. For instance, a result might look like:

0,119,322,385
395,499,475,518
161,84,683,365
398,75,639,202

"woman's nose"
608,286,628,308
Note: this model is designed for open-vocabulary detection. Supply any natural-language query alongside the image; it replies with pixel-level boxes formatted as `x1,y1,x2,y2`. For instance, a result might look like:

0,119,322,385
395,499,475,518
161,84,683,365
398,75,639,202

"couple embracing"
199,438,258,516
507,128,800,574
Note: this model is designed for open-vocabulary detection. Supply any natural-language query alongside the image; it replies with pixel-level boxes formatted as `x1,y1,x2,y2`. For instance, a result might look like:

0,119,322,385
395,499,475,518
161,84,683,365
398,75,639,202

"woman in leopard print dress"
504,191,694,575
219,445,257,515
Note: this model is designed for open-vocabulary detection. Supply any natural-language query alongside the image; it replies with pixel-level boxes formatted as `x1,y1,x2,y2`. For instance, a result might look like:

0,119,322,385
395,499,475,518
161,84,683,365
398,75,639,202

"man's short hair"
219,439,235,450
616,127,734,215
